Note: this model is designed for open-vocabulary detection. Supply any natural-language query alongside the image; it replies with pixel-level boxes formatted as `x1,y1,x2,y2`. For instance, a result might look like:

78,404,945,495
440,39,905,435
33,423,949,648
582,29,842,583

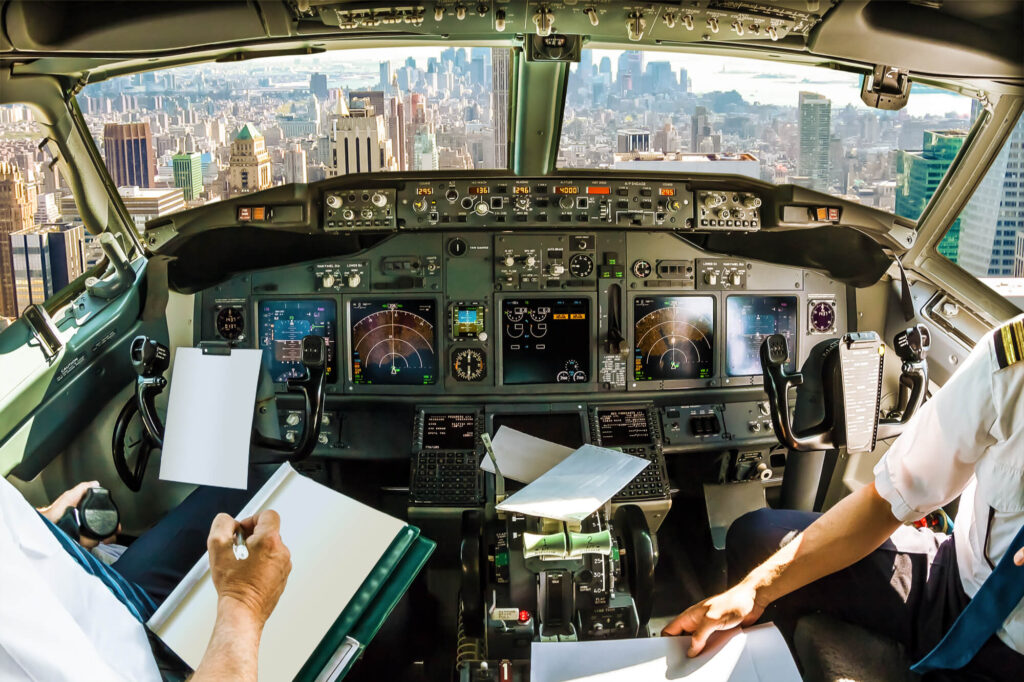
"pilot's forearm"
191,599,263,681
740,482,901,607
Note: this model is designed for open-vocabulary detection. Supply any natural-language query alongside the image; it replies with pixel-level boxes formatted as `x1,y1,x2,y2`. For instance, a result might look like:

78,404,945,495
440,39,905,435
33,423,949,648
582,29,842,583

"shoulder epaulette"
993,317,1024,369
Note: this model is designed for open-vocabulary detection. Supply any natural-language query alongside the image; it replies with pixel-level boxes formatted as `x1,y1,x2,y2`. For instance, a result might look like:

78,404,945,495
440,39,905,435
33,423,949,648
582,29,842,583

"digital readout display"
422,413,476,450
469,186,489,195
659,188,676,196
554,186,579,195
597,409,652,447
416,187,433,195
514,186,530,194
587,186,611,195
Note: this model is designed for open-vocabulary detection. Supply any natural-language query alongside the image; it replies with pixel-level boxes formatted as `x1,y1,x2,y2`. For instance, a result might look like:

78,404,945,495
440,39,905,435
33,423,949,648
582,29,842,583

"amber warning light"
586,186,611,195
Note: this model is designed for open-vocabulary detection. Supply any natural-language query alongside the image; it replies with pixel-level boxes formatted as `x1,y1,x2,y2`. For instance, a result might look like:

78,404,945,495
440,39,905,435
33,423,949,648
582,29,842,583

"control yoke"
759,324,930,453
112,335,327,491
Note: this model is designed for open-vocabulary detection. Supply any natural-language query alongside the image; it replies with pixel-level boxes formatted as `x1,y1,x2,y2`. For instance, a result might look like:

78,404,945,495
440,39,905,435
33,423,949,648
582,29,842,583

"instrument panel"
199,179,848,399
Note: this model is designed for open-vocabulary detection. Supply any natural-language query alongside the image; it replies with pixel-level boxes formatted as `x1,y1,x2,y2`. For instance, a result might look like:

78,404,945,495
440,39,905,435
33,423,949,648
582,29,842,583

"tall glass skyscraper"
895,130,966,259
797,92,831,193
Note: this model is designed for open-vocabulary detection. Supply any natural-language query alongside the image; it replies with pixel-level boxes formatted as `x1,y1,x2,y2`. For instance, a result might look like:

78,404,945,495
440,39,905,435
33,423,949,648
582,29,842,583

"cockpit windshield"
559,49,976,220
76,46,509,232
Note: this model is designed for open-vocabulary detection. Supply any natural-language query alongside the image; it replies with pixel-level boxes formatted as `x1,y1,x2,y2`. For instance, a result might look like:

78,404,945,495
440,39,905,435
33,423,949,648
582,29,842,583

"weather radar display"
633,296,715,381
350,300,437,385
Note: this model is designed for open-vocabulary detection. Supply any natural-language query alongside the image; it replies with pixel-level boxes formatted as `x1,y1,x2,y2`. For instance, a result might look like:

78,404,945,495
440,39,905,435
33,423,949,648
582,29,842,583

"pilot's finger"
208,512,239,547
661,607,701,637
1015,546,1024,566
687,622,719,658
249,509,281,538
55,480,100,508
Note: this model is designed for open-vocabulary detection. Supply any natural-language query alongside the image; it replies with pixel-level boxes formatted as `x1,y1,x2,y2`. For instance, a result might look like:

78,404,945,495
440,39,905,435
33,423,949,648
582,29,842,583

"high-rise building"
617,130,650,153
349,91,386,119
378,62,392,92
956,116,1024,275
412,131,439,171
35,192,59,224
491,48,510,169
283,144,308,185
388,95,407,172
691,106,721,154
172,151,203,201
617,51,643,95
895,130,967,260
9,222,84,314
61,187,184,260
328,99,396,177
227,123,272,197
1014,232,1024,277
798,92,831,192
103,122,157,188
0,162,36,317
310,72,328,99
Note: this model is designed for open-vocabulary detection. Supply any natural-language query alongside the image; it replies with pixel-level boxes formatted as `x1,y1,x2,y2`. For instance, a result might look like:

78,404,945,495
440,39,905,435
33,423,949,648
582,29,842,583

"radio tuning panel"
695,190,762,231
324,189,397,231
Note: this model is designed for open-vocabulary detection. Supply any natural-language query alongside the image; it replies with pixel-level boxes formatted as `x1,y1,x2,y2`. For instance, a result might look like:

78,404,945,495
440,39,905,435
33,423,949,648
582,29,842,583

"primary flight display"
257,299,337,383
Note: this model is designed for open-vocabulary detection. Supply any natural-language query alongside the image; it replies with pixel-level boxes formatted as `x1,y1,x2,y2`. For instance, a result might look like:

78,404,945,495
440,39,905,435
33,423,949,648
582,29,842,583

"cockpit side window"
0,104,82,327
938,112,1024,304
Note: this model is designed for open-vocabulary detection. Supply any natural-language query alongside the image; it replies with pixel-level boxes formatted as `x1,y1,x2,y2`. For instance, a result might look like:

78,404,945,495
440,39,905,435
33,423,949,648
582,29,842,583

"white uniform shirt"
0,476,160,681
874,315,1024,654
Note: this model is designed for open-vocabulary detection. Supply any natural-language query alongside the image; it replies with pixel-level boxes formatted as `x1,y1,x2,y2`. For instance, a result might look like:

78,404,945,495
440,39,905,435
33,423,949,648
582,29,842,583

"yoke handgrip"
760,334,836,452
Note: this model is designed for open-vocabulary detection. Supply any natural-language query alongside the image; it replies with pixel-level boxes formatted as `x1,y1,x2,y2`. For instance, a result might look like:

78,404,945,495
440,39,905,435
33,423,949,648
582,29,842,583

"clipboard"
148,463,435,681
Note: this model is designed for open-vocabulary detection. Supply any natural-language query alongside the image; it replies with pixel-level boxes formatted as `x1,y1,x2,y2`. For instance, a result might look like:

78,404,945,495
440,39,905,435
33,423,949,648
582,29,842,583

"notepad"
149,463,423,681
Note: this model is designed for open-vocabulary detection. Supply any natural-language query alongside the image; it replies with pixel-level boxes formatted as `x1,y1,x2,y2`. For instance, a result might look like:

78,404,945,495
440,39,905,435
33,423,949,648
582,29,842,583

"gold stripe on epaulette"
997,319,1023,368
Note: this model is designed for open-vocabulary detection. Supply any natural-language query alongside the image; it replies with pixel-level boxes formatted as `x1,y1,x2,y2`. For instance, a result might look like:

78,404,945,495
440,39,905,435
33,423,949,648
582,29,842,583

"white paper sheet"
158,347,263,489
530,624,800,682
480,426,575,483
149,464,409,682
495,444,649,523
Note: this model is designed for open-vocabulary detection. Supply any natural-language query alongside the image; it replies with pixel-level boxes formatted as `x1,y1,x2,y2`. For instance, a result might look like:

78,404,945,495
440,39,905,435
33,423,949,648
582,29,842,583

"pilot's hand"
1015,546,1024,567
661,583,765,657
37,480,119,548
207,510,291,629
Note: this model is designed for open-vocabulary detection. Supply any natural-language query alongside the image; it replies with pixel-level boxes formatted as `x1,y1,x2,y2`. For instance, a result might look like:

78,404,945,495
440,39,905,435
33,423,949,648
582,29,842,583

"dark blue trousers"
728,508,1022,680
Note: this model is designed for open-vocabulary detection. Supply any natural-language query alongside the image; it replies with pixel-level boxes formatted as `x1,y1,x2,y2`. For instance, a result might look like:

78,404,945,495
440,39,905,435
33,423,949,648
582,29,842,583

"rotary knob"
326,194,342,209
515,196,530,210
321,273,336,288
346,273,361,288
704,271,718,286
503,255,516,267
550,264,566,277
743,194,762,209
413,198,428,213
285,413,301,426
342,208,354,220
475,201,489,216
525,255,537,268
371,192,387,207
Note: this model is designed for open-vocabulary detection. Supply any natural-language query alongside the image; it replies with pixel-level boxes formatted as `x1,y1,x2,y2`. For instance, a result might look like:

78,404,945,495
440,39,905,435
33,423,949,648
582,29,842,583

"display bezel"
255,297,339,384
496,294,597,390
344,296,442,391
628,294,717,391
486,404,589,451
724,295,799,378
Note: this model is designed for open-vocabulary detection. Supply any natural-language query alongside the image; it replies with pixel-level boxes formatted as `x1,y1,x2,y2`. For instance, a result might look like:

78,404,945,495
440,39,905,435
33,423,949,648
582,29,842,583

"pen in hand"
233,528,249,561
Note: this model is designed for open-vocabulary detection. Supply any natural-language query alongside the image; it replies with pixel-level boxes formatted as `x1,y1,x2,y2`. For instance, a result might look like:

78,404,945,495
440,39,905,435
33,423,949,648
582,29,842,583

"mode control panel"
696,190,762,230
494,233,596,291
324,188,397,231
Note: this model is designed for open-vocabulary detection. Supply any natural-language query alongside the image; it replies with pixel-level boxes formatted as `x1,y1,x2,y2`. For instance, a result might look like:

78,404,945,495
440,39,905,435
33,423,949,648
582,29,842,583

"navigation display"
726,295,798,376
633,296,715,381
597,409,652,446
258,299,337,383
350,299,437,385
422,413,476,450
501,298,590,385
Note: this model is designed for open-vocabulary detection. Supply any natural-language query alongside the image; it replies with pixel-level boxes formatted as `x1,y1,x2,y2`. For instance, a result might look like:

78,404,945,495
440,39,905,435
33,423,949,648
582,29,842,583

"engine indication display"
726,296,798,376
350,300,437,385
502,298,590,385
633,296,715,381
258,299,337,383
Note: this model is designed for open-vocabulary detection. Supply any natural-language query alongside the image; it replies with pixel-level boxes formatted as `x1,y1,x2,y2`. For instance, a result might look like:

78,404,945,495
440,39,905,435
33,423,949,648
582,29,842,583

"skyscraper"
491,48,510,169
0,161,36,317
895,130,966,260
691,106,720,154
328,99,396,177
103,122,156,188
798,92,831,192
172,151,203,201
388,95,407,172
378,62,392,92
283,144,308,185
956,116,1024,275
9,222,84,314
617,51,643,95
227,124,272,197
310,72,328,99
